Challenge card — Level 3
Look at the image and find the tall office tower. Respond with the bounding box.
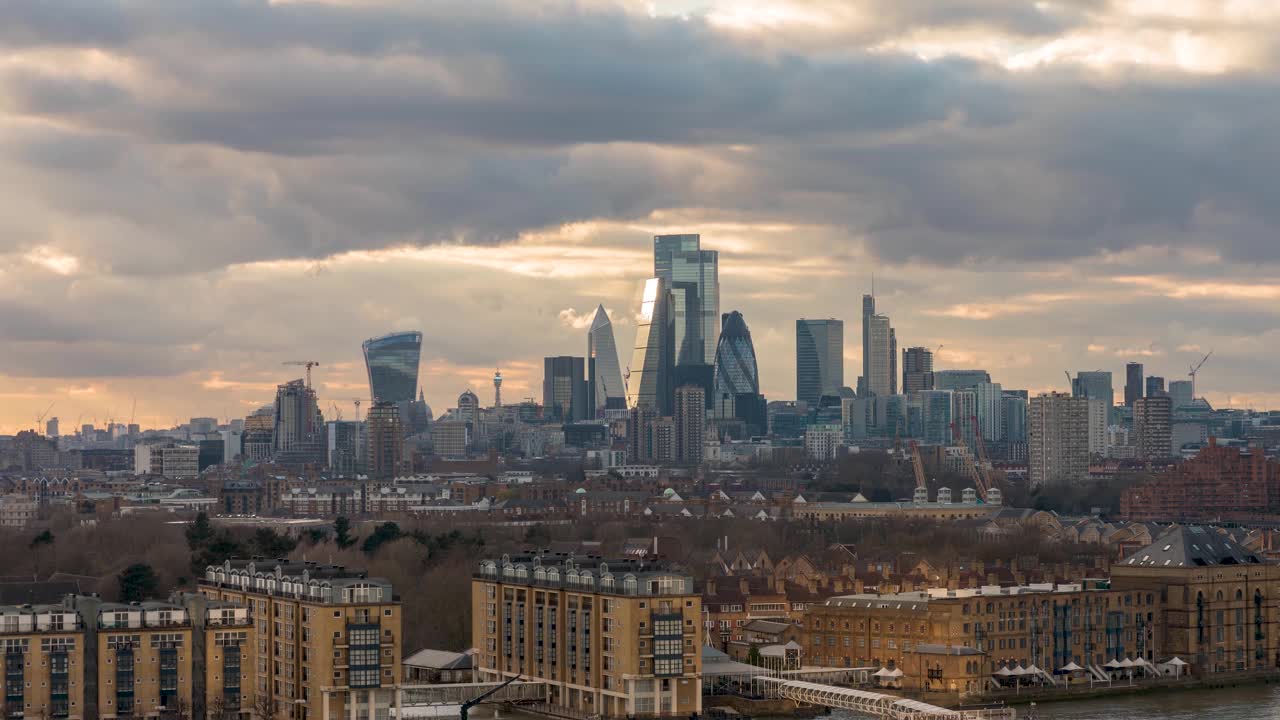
[493,369,503,408]
[365,401,404,479]
[273,379,323,456]
[889,328,898,396]
[328,419,365,476]
[628,278,676,415]
[674,384,706,464]
[1002,392,1028,443]
[587,305,626,416]
[918,390,954,445]
[1169,380,1194,409]
[1146,375,1166,398]
[457,390,480,427]
[975,381,1005,444]
[864,314,894,397]
[362,331,423,403]
[712,311,766,433]
[1070,370,1115,410]
[951,390,979,449]
[1087,398,1108,456]
[654,234,719,365]
[198,561,403,720]
[543,356,588,423]
[796,319,844,406]
[861,293,875,394]
[1134,395,1173,460]
[1125,362,1144,407]
[933,370,992,392]
[45,417,59,438]
[902,347,935,395]
[1028,392,1091,487]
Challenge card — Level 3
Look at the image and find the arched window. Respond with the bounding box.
[1236,589,1244,601]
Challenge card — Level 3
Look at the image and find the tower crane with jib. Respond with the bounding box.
[282,361,320,389]
[949,419,992,503]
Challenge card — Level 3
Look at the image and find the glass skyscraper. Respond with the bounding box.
[654,234,719,366]
[362,331,423,403]
[587,305,626,416]
[543,356,588,423]
[796,319,844,406]
[713,311,765,431]
[628,278,675,415]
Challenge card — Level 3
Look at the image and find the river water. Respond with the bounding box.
[825,683,1280,720]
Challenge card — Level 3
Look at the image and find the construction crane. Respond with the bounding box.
[1189,350,1213,399]
[283,361,321,388]
[971,415,996,502]
[329,403,343,422]
[1063,370,1073,391]
[909,440,927,490]
[949,420,992,502]
[35,401,55,428]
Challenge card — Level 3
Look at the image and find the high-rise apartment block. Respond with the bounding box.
[1133,395,1173,461]
[473,555,703,718]
[673,385,705,465]
[199,560,403,720]
[1028,392,1090,487]
[796,319,844,406]
[365,401,404,479]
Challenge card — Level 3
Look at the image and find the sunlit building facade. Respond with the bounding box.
[362,332,423,404]
[628,278,675,415]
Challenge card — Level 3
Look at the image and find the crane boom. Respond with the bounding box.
[909,440,927,491]
[283,361,321,388]
[1189,350,1214,399]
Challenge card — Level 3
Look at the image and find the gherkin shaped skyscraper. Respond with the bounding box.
[713,311,766,433]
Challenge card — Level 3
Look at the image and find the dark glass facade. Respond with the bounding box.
[362,331,423,404]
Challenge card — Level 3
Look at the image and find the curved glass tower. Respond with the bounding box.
[362,331,423,403]
[714,311,765,432]
[587,305,626,415]
[714,311,759,398]
[627,278,674,414]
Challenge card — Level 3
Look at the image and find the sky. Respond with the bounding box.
[2,0,1279,432]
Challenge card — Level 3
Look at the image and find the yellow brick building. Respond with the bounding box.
[198,559,403,720]
[88,600,195,719]
[473,554,703,718]
[0,603,85,719]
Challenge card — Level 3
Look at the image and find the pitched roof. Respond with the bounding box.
[1121,526,1263,568]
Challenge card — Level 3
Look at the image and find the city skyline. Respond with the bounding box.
[3,1,1280,430]
[0,233,1266,433]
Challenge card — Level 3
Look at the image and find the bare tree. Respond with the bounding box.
[253,694,278,720]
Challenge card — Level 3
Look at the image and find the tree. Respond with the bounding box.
[206,695,226,720]
[747,646,763,667]
[361,522,403,554]
[118,563,160,602]
[249,528,297,558]
[333,517,356,549]
[253,694,278,720]
[186,512,215,549]
[29,529,55,549]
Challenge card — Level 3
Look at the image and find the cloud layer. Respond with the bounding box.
[0,0,1278,428]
